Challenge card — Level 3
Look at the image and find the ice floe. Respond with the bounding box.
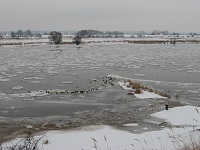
[0,79,10,82]
[123,123,138,127]
[47,71,59,74]
[12,86,23,90]
[134,74,145,77]
[62,81,73,84]
[30,91,48,97]
[31,81,41,83]
[24,77,32,80]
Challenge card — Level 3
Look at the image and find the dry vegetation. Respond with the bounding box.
[125,79,171,98]
[0,134,45,150]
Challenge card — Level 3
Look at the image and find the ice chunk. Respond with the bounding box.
[0,79,10,82]
[62,81,73,84]
[123,123,138,127]
[135,74,145,77]
[30,91,48,97]
[12,86,23,90]
[31,81,41,83]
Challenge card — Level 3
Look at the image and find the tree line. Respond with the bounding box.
[10,30,42,38]
[77,30,124,38]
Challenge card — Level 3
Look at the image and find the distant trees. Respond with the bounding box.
[36,33,42,38]
[151,30,169,35]
[77,30,124,38]
[78,30,104,38]
[8,30,41,38]
[10,31,16,38]
[49,31,62,44]
[25,30,32,37]
[16,30,23,37]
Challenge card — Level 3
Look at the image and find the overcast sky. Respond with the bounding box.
[0,0,199,32]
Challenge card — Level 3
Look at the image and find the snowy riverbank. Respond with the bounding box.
[2,105,200,150]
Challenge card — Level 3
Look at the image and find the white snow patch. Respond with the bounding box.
[4,106,200,150]
[118,81,132,90]
[135,90,165,99]
[3,125,200,150]
[151,105,200,126]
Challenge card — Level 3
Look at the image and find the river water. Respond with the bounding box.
[0,43,200,118]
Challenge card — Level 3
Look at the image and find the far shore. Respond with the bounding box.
[0,37,200,46]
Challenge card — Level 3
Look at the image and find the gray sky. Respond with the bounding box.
[0,0,200,32]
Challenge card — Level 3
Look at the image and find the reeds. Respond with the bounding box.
[125,79,171,98]
[0,134,45,150]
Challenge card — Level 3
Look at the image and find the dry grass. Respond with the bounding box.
[135,88,142,94]
[0,134,45,150]
[125,80,171,98]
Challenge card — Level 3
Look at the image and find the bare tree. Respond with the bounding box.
[49,31,62,44]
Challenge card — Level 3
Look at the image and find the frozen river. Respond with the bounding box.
[0,43,200,118]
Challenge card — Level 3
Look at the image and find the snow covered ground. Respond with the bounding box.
[151,105,200,126]
[3,105,200,150]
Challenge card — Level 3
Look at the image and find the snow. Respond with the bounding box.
[118,80,132,90]
[3,125,199,150]
[134,90,166,99]
[151,105,200,126]
[3,106,200,150]
[118,80,166,99]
